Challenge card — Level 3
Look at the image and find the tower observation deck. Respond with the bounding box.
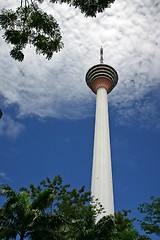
[86,48,118,93]
[85,47,118,221]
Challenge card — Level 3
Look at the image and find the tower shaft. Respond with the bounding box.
[91,87,114,221]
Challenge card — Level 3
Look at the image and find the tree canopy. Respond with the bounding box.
[138,196,160,237]
[0,176,94,239]
[0,0,115,61]
[0,175,156,240]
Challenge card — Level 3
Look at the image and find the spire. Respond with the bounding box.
[100,46,103,64]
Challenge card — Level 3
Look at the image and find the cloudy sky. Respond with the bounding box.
[0,0,160,235]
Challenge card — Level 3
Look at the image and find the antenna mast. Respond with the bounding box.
[100,46,104,64]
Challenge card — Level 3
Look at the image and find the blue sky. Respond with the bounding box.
[0,0,160,237]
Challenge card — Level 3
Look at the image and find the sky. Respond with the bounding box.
[0,0,160,236]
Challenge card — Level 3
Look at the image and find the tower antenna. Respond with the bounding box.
[100,46,104,64]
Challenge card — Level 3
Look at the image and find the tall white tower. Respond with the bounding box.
[85,47,118,221]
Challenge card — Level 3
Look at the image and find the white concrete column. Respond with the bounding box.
[91,87,114,222]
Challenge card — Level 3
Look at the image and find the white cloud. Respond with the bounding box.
[0,0,160,127]
[0,171,9,181]
[0,115,25,138]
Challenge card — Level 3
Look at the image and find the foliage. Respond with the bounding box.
[0,3,63,61]
[1,175,155,240]
[138,196,160,237]
[0,175,93,240]
[73,210,150,240]
[37,0,115,17]
[0,109,3,118]
[94,215,115,239]
[0,0,115,61]
[0,182,63,239]
[114,210,150,240]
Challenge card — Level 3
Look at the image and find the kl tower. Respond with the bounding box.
[85,47,118,221]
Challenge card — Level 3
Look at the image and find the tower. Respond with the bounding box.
[85,47,118,221]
